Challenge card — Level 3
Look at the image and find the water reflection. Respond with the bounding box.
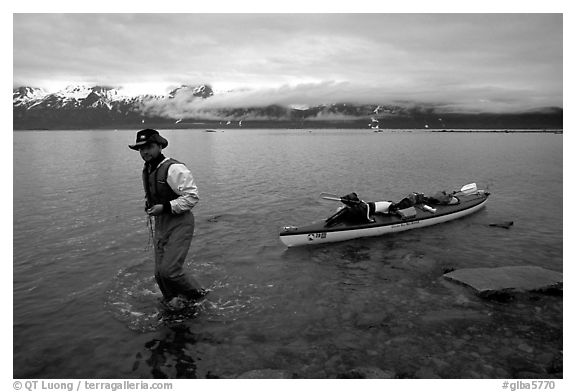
[136,326,199,378]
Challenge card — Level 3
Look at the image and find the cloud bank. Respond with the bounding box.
[13,13,563,115]
[140,80,558,122]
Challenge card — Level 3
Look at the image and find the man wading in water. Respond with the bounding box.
[129,129,207,309]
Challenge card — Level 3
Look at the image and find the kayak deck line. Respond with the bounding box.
[279,189,489,247]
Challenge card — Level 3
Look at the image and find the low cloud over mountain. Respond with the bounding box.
[13,83,563,130]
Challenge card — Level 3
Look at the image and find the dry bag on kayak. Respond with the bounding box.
[428,190,459,205]
[397,206,417,220]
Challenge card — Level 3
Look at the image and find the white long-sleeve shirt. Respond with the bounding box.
[164,159,199,214]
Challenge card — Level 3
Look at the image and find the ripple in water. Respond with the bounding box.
[105,265,167,332]
[105,263,267,332]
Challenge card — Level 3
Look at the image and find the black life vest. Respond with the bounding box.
[142,158,181,207]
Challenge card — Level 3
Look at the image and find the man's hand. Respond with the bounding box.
[146,204,164,216]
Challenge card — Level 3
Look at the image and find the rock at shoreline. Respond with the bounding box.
[444,266,562,295]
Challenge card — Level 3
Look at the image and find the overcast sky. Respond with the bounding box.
[13,13,563,113]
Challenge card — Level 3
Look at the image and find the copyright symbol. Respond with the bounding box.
[13,381,22,390]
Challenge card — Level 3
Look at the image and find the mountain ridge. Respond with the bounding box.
[13,84,563,130]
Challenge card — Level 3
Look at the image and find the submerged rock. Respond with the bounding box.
[421,309,490,324]
[338,366,396,378]
[443,266,562,295]
[388,253,439,273]
[414,367,441,379]
[546,353,563,375]
[489,221,514,229]
[236,369,293,379]
[355,313,386,329]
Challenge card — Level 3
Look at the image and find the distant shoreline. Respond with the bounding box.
[430,129,563,134]
[13,128,563,134]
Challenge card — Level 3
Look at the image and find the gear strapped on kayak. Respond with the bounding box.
[280,183,488,247]
[325,188,461,227]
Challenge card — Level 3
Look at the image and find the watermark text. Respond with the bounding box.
[13,380,173,392]
[502,380,556,391]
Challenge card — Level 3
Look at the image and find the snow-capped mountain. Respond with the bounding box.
[14,84,213,110]
[168,84,214,99]
[13,84,218,129]
[23,85,131,111]
[12,84,563,130]
[13,87,48,107]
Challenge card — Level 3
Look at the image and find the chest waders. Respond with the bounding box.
[143,159,202,301]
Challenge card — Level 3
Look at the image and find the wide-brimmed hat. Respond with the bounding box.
[129,129,168,150]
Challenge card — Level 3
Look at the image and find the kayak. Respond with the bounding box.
[279,183,489,247]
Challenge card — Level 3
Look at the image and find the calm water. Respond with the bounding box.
[13,129,562,379]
